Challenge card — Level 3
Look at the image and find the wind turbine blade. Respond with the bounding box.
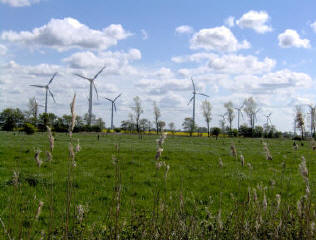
[113,102,117,112]
[191,77,196,92]
[187,96,194,105]
[30,85,45,88]
[104,97,113,102]
[73,73,91,81]
[114,93,122,102]
[94,66,106,79]
[48,89,56,103]
[93,82,99,100]
[197,93,209,97]
[240,111,244,120]
[48,72,57,85]
[268,118,272,125]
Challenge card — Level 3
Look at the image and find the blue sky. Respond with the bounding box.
[1,0,316,131]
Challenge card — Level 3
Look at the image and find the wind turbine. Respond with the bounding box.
[234,103,244,131]
[252,108,261,129]
[73,66,106,126]
[187,77,209,130]
[30,73,57,114]
[264,113,272,127]
[104,93,122,129]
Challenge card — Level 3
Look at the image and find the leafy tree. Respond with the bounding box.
[23,122,36,135]
[182,117,196,136]
[0,108,25,131]
[211,127,221,140]
[239,124,253,137]
[139,118,149,133]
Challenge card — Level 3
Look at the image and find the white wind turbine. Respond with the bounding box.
[30,72,57,114]
[73,66,106,126]
[104,93,122,129]
[187,77,209,130]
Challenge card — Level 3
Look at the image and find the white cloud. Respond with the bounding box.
[0,0,39,7]
[63,49,141,76]
[171,52,217,63]
[1,18,131,51]
[141,29,148,40]
[175,25,194,34]
[222,69,312,94]
[224,16,235,28]
[208,54,275,74]
[278,29,310,48]
[236,10,272,34]
[190,26,250,52]
[0,44,7,55]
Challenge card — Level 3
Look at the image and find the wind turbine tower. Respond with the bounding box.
[74,66,106,126]
[187,77,209,130]
[234,103,244,131]
[30,72,57,114]
[104,93,122,129]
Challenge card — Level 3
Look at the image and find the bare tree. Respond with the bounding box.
[201,99,212,137]
[131,96,143,134]
[26,97,39,122]
[153,101,161,135]
[308,104,316,136]
[224,101,235,131]
[243,97,259,129]
[295,105,305,139]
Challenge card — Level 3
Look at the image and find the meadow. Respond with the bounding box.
[0,131,315,239]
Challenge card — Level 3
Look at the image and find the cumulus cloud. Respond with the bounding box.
[175,25,194,34]
[171,52,217,63]
[1,18,131,51]
[190,26,250,52]
[278,29,310,48]
[224,16,235,28]
[208,54,275,74]
[0,0,39,7]
[222,69,312,94]
[236,10,272,34]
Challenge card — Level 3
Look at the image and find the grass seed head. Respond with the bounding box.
[36,201,44,220]
[75,139,81,153]
[34,148,42,167]
[231,144,237,159]
[46,126,54,152]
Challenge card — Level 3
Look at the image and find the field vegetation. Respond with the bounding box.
[0,129,315,239]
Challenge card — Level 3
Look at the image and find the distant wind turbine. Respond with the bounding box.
[187,77,209,130]
[74,66,106,126]
[264,113,272,127]
[104,93,122,129]
[234,103,244,131]
[30,72,57,114]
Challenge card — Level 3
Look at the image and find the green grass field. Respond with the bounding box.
[0,132,315,239]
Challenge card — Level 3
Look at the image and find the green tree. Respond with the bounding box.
[0,108,25,131]
[182,117,196,136]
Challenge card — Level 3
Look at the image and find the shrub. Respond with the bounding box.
[23,123,36,135]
